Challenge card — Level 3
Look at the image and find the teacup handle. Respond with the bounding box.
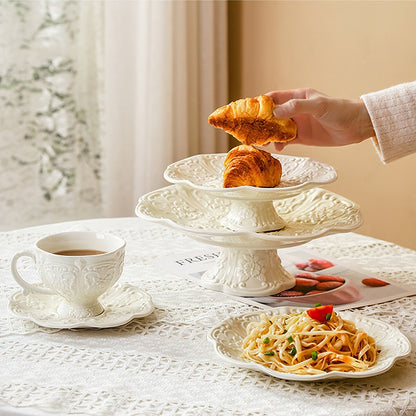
[11,250,54,295]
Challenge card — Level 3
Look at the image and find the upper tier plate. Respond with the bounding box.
[164,153,337,200]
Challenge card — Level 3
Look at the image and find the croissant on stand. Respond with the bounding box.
[223,145,282,188]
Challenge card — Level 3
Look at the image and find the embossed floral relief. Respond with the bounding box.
[0,0,103,229]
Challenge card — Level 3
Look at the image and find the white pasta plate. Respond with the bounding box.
[208,306,411,381]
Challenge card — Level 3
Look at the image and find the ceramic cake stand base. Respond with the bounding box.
[200,247,294,296]
[136,183,363,298]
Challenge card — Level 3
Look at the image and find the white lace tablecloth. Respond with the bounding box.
[1,217,416,416]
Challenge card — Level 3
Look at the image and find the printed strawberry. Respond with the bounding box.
[294,277,319,292]
[306,290,325,295]
[316,281,343,291]
[274,290,304,297]
[362,278,390,287]
[304,266,321,272]
[315,275,345,283]
[295,262,309,270]
[294,272,316,279]
[308,259,334,270]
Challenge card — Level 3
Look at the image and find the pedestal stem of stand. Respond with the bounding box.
[201,247,295,296]
[220,199,285,232]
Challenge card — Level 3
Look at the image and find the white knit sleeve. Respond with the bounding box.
[361,81,416,163]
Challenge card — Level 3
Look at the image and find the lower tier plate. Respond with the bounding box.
[136,185,362,250]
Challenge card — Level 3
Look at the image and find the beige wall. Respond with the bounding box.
[229,0,416,250]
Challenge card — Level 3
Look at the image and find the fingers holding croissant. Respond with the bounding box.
[208,94,297,146]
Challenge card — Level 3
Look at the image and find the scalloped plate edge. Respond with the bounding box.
[135,186,363,241]
[207,307,411,381]
[8,284,155,329]
[163,153,338,194]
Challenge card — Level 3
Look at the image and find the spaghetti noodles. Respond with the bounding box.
[241,306,378,375]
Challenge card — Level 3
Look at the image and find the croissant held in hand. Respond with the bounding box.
[208,94,297,146]
[223,145,282,188]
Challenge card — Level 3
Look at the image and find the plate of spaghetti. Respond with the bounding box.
[208,305,411,381]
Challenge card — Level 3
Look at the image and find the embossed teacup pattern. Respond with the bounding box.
[38,250,125,306]
[11,231,126,319]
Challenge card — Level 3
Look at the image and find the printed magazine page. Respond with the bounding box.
[159,246,416,310]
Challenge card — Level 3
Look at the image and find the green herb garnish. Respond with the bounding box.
[289,347,297,356]
[287,335,294,343]
[325,312,332,320]
[314,302,322,307]
[263,337,270,344]
[311,351,318,360]
[264,351,275,356]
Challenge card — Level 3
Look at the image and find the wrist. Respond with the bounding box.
[357,99,375,141]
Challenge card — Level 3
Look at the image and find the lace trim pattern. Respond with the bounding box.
[1,218,416,415]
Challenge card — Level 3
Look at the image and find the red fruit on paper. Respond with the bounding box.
[362,278,390,287]
[315,275,345,283]
[294,272,316,279]
[308,259,334,270]
[316,281,343,291]
[304,266,320,272]
[295,262,309,270]
[275,290,304,297]
[306,290,325,295]
[294,277,319,292]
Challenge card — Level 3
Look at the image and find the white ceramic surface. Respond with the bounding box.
[3,217,416,415]
[11,231,125,319]
[201,248,295,296]
[164,153,337,201]
[136,185,362,296]
[208,307,411,381]
[136,186,363,249]
[8,283,154,329]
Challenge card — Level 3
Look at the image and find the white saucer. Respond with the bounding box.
[8,283,155,329]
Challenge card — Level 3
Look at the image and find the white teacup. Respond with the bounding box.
[11,231,126,319]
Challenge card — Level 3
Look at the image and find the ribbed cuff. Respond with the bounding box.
[361,81,416,163]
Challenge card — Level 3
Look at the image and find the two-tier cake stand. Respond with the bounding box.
[136,153,362,297]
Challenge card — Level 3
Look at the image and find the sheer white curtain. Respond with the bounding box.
[0,0,104,230]
[0,0,228,229]
[102,0,229,217]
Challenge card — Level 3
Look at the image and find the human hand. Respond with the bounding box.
[265,88,375,151]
